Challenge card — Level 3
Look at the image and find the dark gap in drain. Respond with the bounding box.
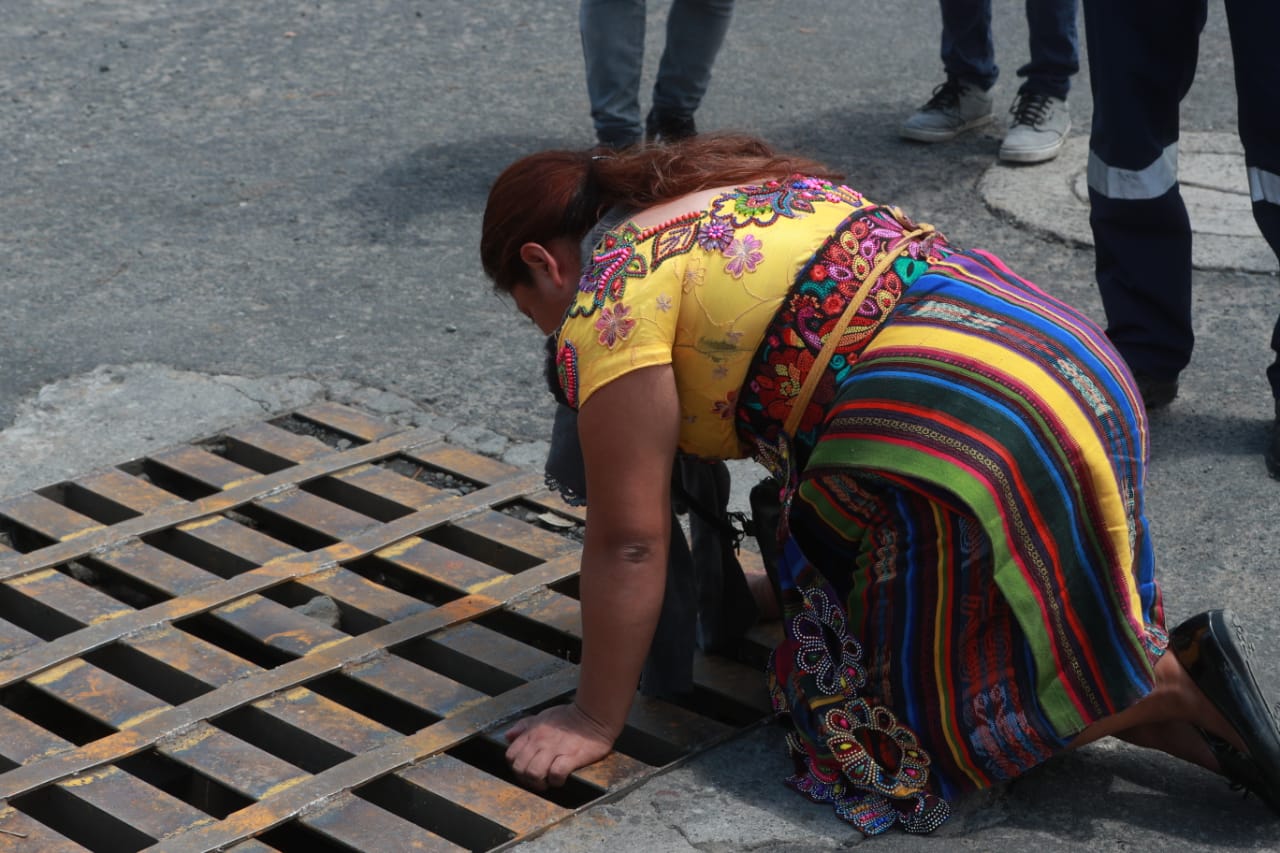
[38,481,141,525]
[381,456,479,495]
[390,636,523,697]
[549,575,580,600]
[141,528,261,579]
[355,773,514,852]
[212,435,296,475]
[0,683,115,745]
[450,736,600,808]
[175,614,296,670]
[117,749,252,819]
[496,500,584,544]
[0,584,81,640]
[10,785,154,853]
[299,476,417,523]
[211,705,351,774]
[271,413,364,450]
[474,610,581,665]
[230,503,342,553]
[83,643,213,705]
[124,459,222,501]
[260,582,381,635]
[258,820,354,853]
[57,557,171,609]
[0,518,56,554]
[344,556,464,607]
[661,683,768,730]
[420,526,539,574]
[723,633,774,673]
[306,673,440,735]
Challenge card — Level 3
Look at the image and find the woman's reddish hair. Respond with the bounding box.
[480,134,841,292]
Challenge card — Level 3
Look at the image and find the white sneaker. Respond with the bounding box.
[999,92,1070,164]
[900,79,994,142]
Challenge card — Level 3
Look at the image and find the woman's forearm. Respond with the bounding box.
[571,364,681,741]
[572,537,668,738]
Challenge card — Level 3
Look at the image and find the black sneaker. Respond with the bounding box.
[1133,372,1179,410]
[645,108,697,144]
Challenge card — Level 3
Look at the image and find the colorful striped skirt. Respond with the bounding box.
[741,246,1168,835]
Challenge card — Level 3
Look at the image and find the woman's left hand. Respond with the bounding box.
[503,702,616,790]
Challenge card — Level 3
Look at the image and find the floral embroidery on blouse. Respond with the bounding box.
[594,302,635,348]
[709,178,833,228]
[712,390,737,419]
[724,234,764,279]
[656,294,673,312]
[696,217,735,252]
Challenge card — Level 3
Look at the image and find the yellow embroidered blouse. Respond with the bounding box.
[554,179,871,460]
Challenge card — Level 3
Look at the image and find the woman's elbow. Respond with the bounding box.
[588,530,667,567]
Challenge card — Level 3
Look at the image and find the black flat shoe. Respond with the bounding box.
[1133,371,1179,411]
[1170,609,1280,814]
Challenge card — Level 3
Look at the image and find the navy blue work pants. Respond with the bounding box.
[1082,0,1280,397]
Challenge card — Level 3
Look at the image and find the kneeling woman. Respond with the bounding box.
[479,135,1279,835]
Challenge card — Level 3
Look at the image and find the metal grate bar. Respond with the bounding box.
[291,791,467,853]
[0,493,105,543]
[0,403,772,851]
[145,445,263,491]
[398,753,571,834]
[222,422,332,470]
[59,469,188,523]
[4,568,133,632]
[292,401,409,443]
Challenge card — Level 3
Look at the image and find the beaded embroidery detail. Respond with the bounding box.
[768,549,951,836]
[555,341,580,409]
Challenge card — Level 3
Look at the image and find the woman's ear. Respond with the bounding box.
[520,240,581,291]
[519,242,561,287]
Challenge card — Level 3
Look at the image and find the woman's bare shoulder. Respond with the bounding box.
[626,182,753,231]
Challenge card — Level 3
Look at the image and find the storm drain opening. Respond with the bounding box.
[0,401,776,852]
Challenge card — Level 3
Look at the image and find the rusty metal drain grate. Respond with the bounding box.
[0,402,778,852]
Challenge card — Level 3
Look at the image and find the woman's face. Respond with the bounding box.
[511,280,571,335]
[511,238,582,334]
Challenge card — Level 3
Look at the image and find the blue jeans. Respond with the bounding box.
[940,0,1079,99]
[580,0,735,147]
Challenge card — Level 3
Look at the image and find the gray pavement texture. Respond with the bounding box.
[2,0,1279,850]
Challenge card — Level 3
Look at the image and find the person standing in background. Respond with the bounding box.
[580,0,734,149]
[900,0,1077,164]
[1080,0,1280,477]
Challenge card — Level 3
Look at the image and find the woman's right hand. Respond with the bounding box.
[503,702,617,791]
